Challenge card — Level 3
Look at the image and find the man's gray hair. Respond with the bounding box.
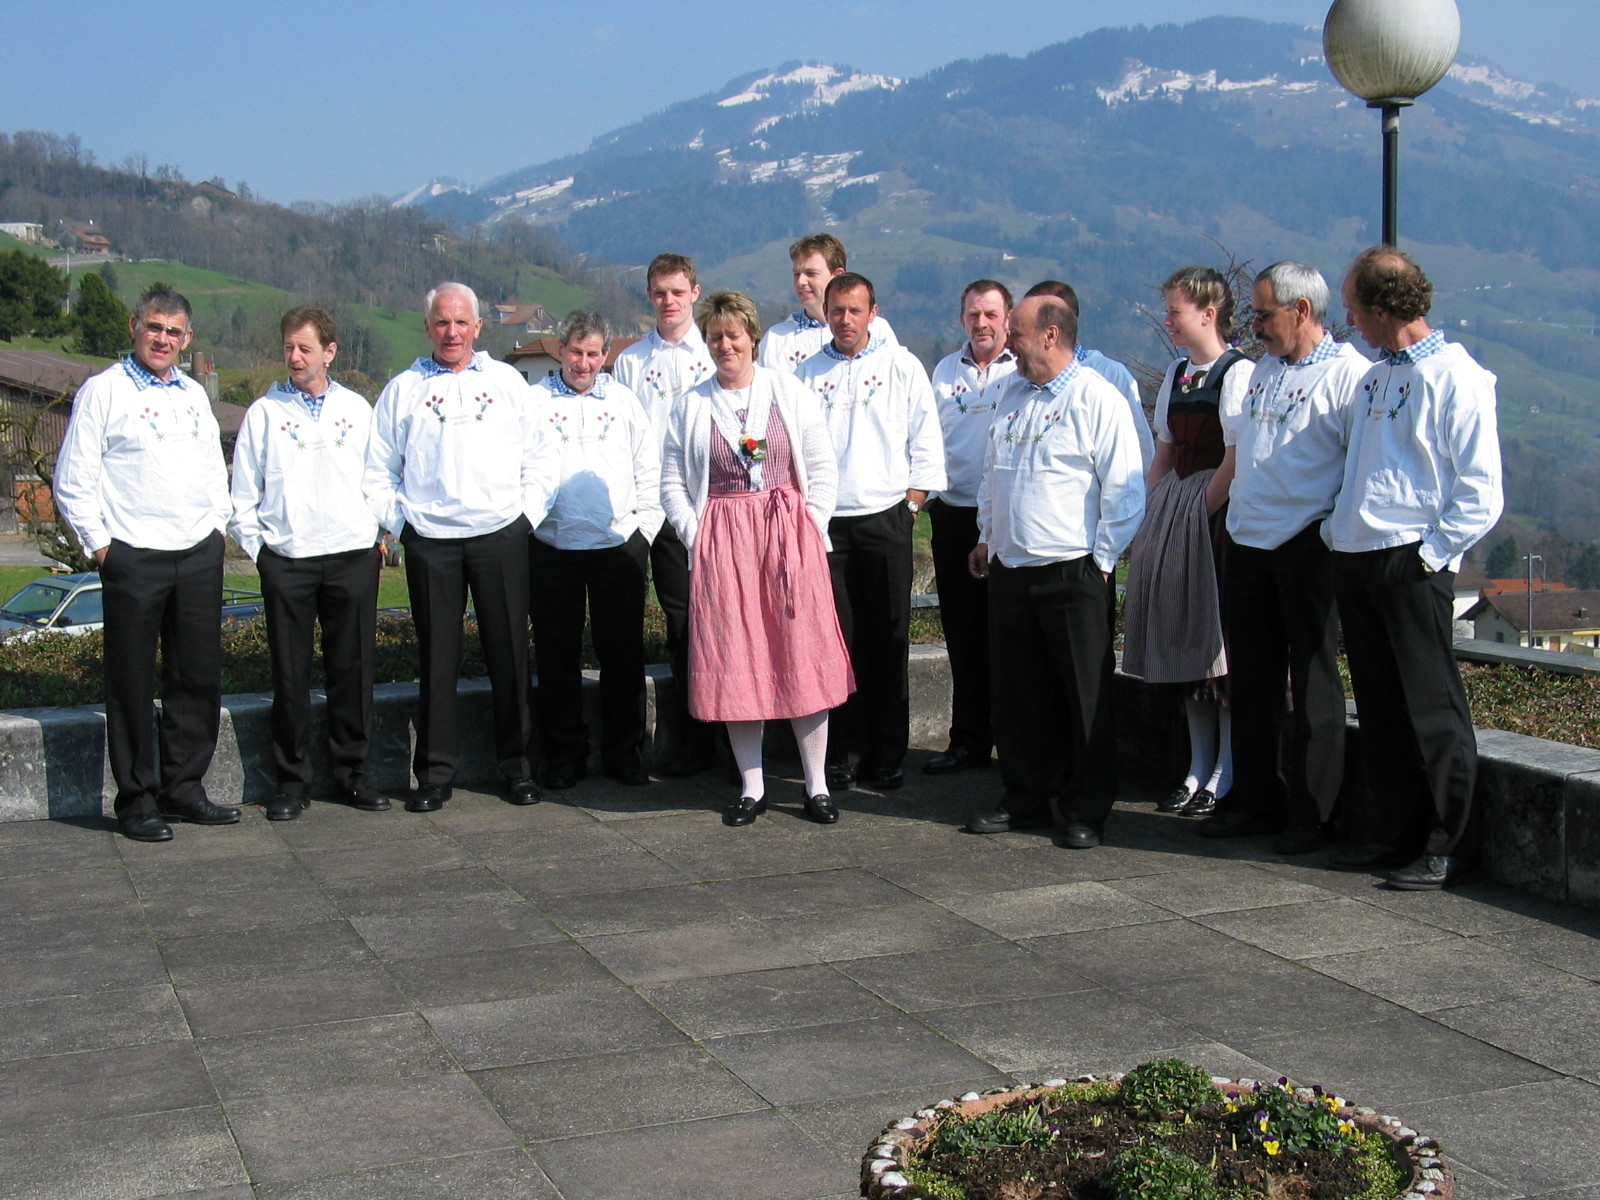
[1255,261,1329,326]
[423,281,480,318]
[133,287,193,325]
[557,309,610,346]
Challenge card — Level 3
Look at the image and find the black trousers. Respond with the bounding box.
[988,555,1119,829]
[827,501,914,773]
[650,524,714,756]
[401,516,533,785]
[1334,543,1476,857]
[1223,524,1345,827]
[257,544,380,799]
[529,532,648,774]
[99,531,224,818]
[927,498,991,757]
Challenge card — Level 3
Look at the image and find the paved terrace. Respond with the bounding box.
[3,760,1600,1200]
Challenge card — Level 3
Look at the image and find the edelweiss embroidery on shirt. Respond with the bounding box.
[471,392,494,421]
[140,406,163,440]
[812,380,840,410]
[548,412,571,443]
[640,367,671,404]
[280,420,306,448]
[333,418,353,447]
[1364,376,1412,421]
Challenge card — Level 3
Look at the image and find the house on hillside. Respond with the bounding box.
[504,337,640,386]
[57,221,110,255]
[0,223,44,245]
[493,303,556,334]
[1465,587,1600,655]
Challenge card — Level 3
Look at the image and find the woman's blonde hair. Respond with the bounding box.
[697,290,763,343]
[1162,265,1235,340]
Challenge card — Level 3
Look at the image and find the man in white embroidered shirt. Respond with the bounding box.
[795,272,944,791]
[964,294,1145,849]
[758,233,896,374]
[54,287,237,842]
[925,279,1017,777]
[1326,247,1502,890]
[230,307,388,822]
[529,311,664,789]
[1200,263,1370,851]
[364,283,553,814]
[610,253,716,775]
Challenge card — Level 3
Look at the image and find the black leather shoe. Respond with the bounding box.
[406,784,450,813]
[159,797,241,825]
[1178,789,1216,817]
[824,762,854,790]
[923,747,991,776]
[1271,823,1331,856]
[605,763,650,786]
[1328,842,1411,872]
[858,767,904,791]
[545,763,585,790]
[1158,785,1193,814]
[263,793,304,821]
[1385,854,1460,891]
[1053,822,1102,850]
[339,784,391,812]
[1197,810,1284,839]
[966,806,1050,834]
[118,812,173,842]
[508,777,543,806]
[723,795,767,826]
[804,794,839,824]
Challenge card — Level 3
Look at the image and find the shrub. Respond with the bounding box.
[1119,1058,1223,1119]
[1098,1142,1219,1200]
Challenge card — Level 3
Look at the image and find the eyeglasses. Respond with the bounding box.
[139,321,189,339]
[1250,307,1289,325]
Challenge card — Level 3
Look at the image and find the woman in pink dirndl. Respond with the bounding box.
[661,290,854,826]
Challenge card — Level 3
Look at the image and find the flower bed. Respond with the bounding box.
[861,1059,1452,1200]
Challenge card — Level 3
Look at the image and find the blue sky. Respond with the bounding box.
[4,1,1595,206]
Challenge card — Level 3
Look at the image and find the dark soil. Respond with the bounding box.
[919,1096,1375,1200]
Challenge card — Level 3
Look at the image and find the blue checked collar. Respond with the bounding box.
[964,346,1015,368]
[413,350,487,378]
[548,370,608,399]
[271,379,330,420]
[1379,330,1445,366]
[820,335,882,362]
[1026,358,1082,397]
[791,310,827,331]
[120,354,188,391]
[1072,344,1089,364]
[1284,334,1343,368]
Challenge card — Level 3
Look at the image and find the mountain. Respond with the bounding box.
[401,17,1600,543]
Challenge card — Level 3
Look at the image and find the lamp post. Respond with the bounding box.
[1323,0,1461,247]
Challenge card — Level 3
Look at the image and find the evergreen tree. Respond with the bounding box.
[1573,545,1600,590]
[71,272,130,357]
[1484,535,1519,578]
[0,250,69,341]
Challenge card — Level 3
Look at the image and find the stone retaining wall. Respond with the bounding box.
[1,644,1597,908]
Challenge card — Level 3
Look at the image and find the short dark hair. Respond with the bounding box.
[1347,246,1433,322]
[825,271,876,309]
[790,233,847,272]
[133,287,192,325]
[961,279,1014,311]
[646,253,697,289]
[1024,279,1080,320]
[279,305,336,346]
[1030,295,1078,349]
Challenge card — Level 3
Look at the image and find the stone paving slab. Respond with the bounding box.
[1,757,1599,1196]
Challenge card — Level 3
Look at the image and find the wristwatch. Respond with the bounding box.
[906,500,921,514]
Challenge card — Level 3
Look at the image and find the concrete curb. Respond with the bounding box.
[1,644,1598,907]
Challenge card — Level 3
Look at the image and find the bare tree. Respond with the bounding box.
[0,392,94,572]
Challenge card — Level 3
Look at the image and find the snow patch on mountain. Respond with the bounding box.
[1449,63,1539,102]
[717,64,901,110]
[1097,63,1323,105]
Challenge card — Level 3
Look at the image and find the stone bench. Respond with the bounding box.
[0,644,1596,908]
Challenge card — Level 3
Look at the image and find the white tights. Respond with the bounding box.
[726,711,831,800]
[1181,698,1233,798]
